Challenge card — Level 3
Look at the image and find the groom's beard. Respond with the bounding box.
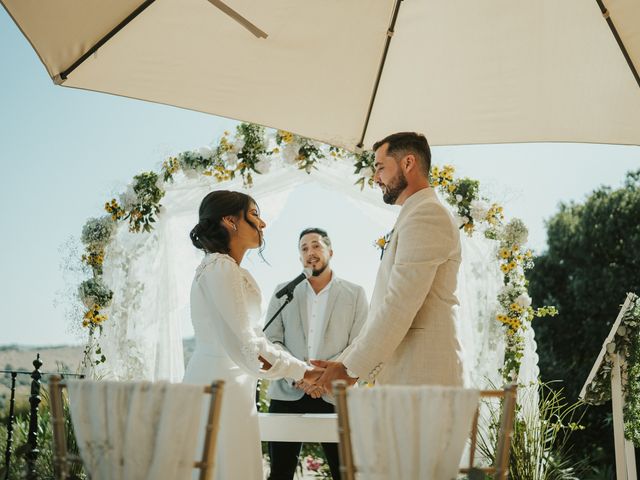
[381,170,408,205]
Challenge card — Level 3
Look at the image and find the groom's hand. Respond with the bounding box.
[310,360,357,393]
[302,365,324,383]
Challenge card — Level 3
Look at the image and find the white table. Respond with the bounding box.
[258,413,338,443]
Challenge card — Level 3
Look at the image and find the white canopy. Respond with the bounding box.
[3,0,639,149]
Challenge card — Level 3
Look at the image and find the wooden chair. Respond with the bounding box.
[49,376,225,480]
[459,384,517,480]
[334,382,517,480]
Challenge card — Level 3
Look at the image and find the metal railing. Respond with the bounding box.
[1,354,84,480]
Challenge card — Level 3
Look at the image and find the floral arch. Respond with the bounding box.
[75,123,556,386]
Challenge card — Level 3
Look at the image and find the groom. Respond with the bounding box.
[312,132,464,389]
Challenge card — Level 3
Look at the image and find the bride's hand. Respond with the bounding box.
[259,356,272,370]
[295,380,324,399]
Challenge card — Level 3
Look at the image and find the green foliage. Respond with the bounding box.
[0,388,85,479]
[77,278,113,308]
[477,383,586,480]
[126,172,164,233]
[623,300,640,445]
[352,151,375,189]
[528,169,640,471]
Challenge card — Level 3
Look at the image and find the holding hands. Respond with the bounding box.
[296,360,358,398]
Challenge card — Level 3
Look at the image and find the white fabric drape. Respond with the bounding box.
[66,380,205,480]
[99,171,298,381]
[346,385,480,479]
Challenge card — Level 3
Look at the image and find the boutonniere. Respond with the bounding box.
[374,229,394,260]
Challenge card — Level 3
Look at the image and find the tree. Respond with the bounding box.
[528,169,640,473]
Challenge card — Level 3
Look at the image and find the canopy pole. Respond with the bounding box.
[53,0,157,84]
[356,0,404,150]
[595,0,640,90]
[207,0,268,39]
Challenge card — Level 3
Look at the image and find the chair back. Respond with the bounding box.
[49,376,224,480]
[334,382,484,480]
[459,384,518,480]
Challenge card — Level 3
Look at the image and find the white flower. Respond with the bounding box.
[470,199,490,222]
[617,325,627,337]
[198,146,213,159]
[222,152,238,169]
[455,215,470,228]
[282,144,298,164]
[501,218,529,246]
[183,167,199,179]
[606,342,616,354]
[233,138,245,152]
[119,185,138,209]
[455,194,463,203]
[254,156,271,174]
[515,293,532,308]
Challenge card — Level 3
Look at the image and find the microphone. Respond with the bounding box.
[275,268,313,299]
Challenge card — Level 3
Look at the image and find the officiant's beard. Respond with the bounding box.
[382,171,408,205]
[311,262,329,276]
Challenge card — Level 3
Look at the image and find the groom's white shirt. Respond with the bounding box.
[341,187,464,386]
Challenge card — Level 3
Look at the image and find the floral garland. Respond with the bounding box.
[582,293,640,446]
[76,122,556,381]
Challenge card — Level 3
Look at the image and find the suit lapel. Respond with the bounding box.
[297,281,309,344]
[319,278,342,344]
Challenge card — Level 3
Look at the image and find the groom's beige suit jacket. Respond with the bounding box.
[342,187,464,386]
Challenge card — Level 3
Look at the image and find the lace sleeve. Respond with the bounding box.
[195,255,308,381]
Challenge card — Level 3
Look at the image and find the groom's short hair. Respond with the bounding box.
[299,227,332,248]
[373,132,431,177]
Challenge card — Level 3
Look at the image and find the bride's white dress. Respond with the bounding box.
[183,253,308,480]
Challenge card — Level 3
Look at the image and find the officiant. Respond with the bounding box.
[264,227,367,480]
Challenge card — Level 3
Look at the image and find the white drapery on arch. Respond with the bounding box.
[97,160,540,389]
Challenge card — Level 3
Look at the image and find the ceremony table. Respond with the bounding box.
[258,413,338,443]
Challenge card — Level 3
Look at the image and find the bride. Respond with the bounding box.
[183,190,321,479]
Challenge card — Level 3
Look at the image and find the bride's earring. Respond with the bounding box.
[232,224,237,231]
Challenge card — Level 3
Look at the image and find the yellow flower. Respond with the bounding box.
[516,254,524,262]
[272,147,280,154]
[499,248,510,259]
[500,263,510,273]
[447,184,456,193]
[223,130,230,136]
[508,261,517,270]
[510,303,520,312]
[463,223,474,234]
[376,237,387,248]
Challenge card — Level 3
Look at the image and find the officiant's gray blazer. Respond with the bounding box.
[264,277,367,403]
[341,187,464,386]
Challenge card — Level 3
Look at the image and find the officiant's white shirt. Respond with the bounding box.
[306,277,334,360]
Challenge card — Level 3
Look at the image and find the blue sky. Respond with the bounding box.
[1,9,639,346]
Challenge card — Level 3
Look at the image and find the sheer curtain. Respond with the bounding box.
[97,159,540,387]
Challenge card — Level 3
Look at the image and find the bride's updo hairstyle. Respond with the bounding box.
[190,190,259,254]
